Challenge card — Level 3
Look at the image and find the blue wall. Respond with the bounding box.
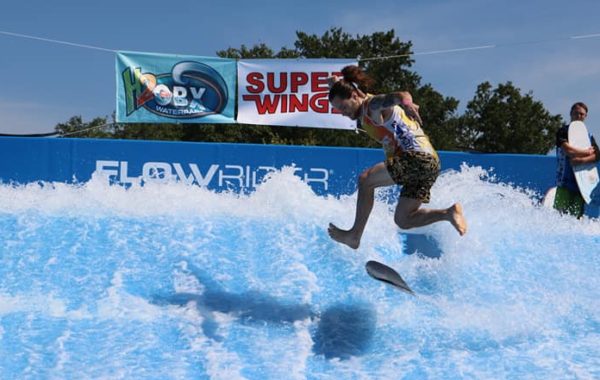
[0,136,596,216]
[0,136,553,193]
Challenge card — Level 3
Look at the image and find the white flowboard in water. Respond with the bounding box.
[568,121,599,204]
[365,260,415,295]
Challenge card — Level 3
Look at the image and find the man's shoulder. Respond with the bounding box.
[558,124,569,132]
[556,124,569,137]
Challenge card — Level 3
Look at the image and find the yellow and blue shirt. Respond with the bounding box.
[359,96,438,161]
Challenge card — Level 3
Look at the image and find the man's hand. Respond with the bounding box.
[403,102,423,125]
[570,147,597,164]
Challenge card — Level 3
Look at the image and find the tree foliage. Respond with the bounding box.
[458,82,562,154]
[55,28,563,154]
[55,116,113,139]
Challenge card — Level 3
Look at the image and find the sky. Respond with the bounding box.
[1,0,600,141]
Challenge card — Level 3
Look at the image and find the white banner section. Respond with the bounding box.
[237,59,357,130]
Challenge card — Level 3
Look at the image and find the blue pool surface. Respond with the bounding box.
[0,166,599,379]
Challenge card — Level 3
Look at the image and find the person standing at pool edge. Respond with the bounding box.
[554,102,600,218]
[327,65,467,249]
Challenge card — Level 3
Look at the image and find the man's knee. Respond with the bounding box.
[394,213,414,230]
[357,169,373,189]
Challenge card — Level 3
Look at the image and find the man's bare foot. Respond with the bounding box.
[449,203,467,236]
[327,223,360,249]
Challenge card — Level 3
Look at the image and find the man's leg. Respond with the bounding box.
[328,162,395,249]
[394,197,467,235]
[553,186,585,218]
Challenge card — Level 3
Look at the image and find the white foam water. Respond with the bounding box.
[0,165,598,379]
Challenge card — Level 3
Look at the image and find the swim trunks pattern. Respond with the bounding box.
[385,151,440,203]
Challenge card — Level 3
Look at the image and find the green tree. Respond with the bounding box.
[289,28,461,150]
[292,28,419,93]
[217,43,299,59]
[415,84,461,151]
[112,123,186,141]
[458,82,562,153]
[55,115,113,138]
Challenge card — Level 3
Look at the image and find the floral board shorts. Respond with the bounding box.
[385,151,440,203]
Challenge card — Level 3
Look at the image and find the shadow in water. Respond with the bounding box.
[312,303,377,360]
[403,234,443,259]
[151,262,315,341]
[153,261,377,360]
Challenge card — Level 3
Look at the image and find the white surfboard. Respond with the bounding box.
[568,121,599,204]
[365,260,415,295]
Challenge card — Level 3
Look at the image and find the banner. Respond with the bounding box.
[237,59,357,130]
[116,51,236,124]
